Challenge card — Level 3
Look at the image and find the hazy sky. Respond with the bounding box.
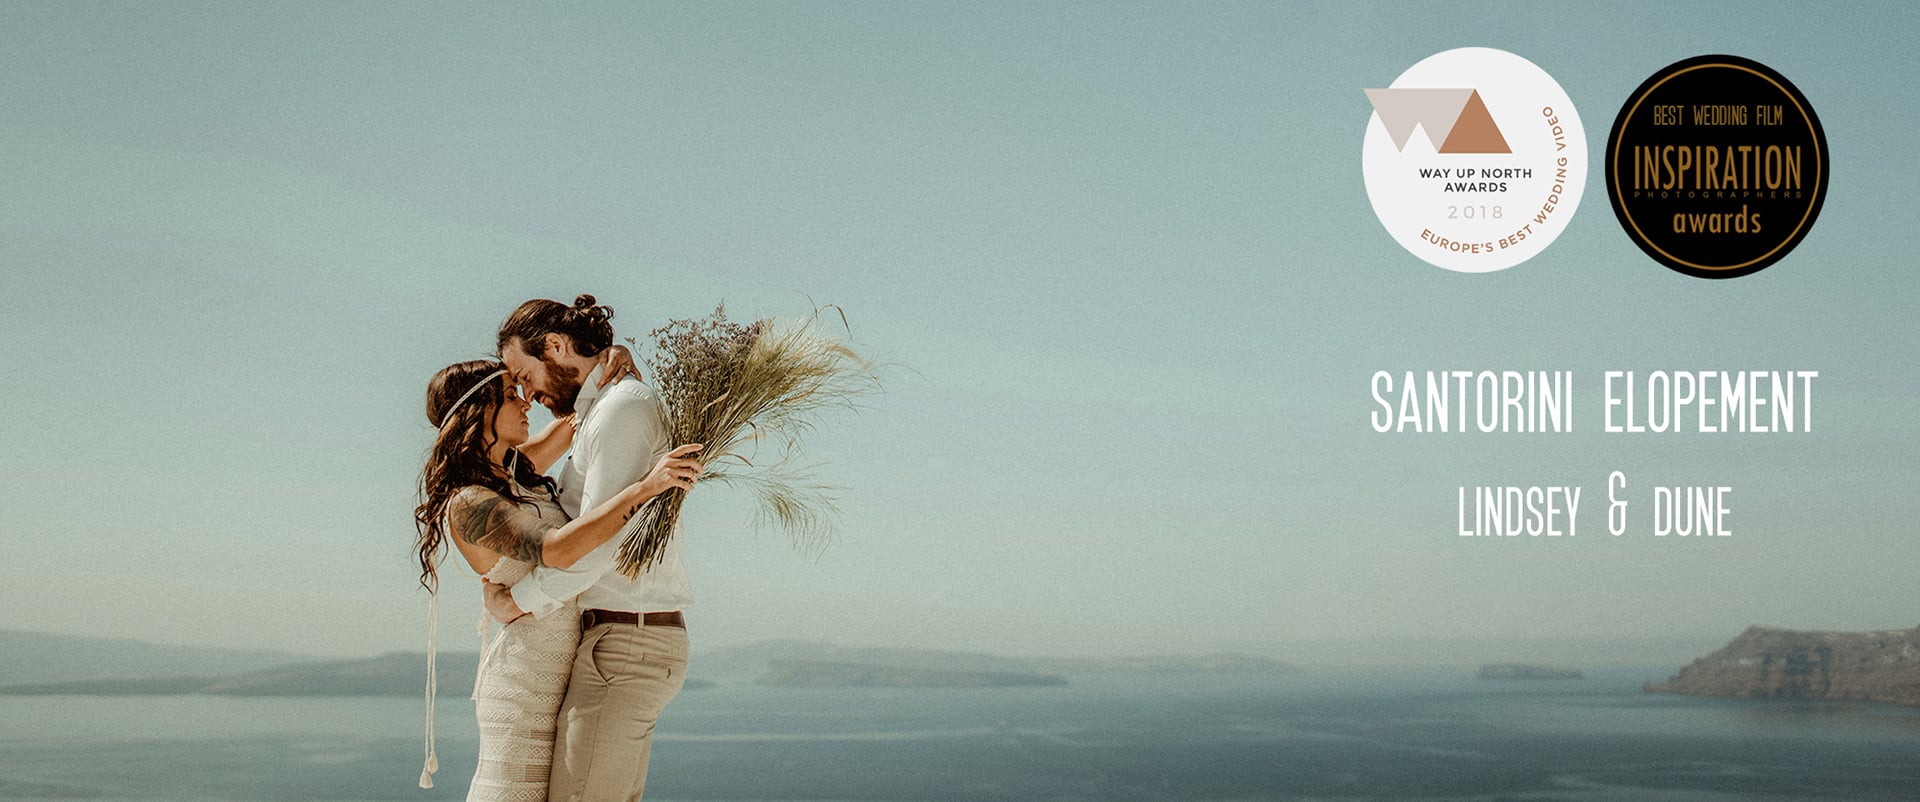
[2,2,1914,663]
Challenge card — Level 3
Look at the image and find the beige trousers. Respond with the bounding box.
[547,621,689,802]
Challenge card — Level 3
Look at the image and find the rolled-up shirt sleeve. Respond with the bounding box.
[510,386,668,617]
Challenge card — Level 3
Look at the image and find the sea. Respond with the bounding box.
[3,666,1919,800]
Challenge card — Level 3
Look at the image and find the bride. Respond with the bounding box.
[412,351,701,799]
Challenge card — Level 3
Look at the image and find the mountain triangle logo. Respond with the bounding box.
[1364,88,1512,154]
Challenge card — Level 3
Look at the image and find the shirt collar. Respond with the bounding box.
[573,364,607,420]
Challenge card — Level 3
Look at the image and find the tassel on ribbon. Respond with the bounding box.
[420,584,440,789]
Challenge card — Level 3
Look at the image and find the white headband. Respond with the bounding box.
[439,369,507,428]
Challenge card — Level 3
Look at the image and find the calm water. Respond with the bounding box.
[3,667,1919,800]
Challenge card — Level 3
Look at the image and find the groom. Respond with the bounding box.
[482,295,693,801]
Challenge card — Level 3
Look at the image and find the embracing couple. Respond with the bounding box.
[413,294,706,801]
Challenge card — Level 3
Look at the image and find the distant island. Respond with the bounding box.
[1645,624,1920,707]
[0,652,713,697]
[693,640,1296,686]
[1026,652,1296,675]
[0,629,308,687]
[735,647,1296,688]
[1475,663,1582,680]
[0,635,1297,696]
[760,660,1067,688]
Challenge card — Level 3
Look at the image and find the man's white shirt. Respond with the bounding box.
[510,365,693,617]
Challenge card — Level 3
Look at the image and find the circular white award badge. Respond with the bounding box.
[1362,47,1587,272]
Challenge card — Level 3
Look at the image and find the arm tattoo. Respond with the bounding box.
[449,487,552,564]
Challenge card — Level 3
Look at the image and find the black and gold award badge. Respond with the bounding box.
[1605,55,1828,279]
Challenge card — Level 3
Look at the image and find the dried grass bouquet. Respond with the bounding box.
[613,305,879,578]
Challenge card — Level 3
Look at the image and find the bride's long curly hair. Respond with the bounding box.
[413,360,559,592]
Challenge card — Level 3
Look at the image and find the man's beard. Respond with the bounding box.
[540,356,585,416]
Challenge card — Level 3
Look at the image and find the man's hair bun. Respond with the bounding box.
[573,294,613,325]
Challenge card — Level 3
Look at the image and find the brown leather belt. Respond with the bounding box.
[581,609,684,631]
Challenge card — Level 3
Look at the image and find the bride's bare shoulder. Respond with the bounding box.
[445,485,546,566]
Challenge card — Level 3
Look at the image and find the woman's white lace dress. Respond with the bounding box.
[467,492,580,802]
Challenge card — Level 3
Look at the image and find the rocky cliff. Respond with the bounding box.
[1645,625,1920,706]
